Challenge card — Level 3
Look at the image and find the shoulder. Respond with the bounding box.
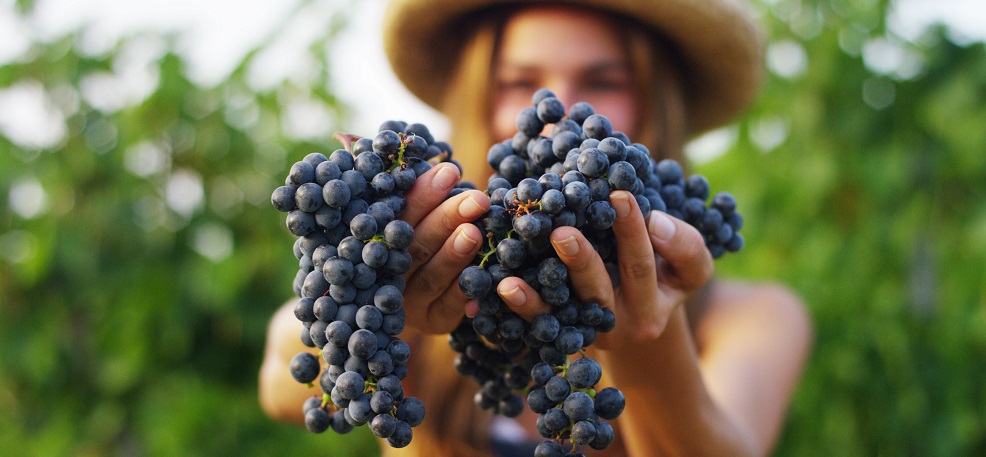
[693,280,812,360]
[690,280,812,453]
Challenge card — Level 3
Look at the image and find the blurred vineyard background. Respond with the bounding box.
[1,0,984,455]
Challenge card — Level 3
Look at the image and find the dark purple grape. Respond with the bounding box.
[372,130,401,155]
[582,114,613,139]
[531,88,556,106]
[496,238,526,269]
[387,420,413,448]
[305,407,331,433]
[555,326,584,354]
[328,148,354,171]
[404,122,434,145]
[271,186,296,212]
[572,420,597,445]
[370,412,397,439]
[322,179,351,208]
[536,96,565,124]
[566,357,602,389]
[562,391,594,422]
[608,161,636,190]
[585,200,616,230]
[530,314,561,343]
[594,387,625,420]
[458,265,493,299]
[383,220,414,250]
[395,397,425,427]
[568,101,595,125]
[534,440,565,457]
[289,160,316,185]
[543,407,569,432]
[576,148,609,178]
[516,107,545,137]
[562,181,591,211]
[374,285,404,314]
[290,352,320,383]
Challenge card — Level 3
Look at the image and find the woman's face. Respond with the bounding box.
[492,6,638,142]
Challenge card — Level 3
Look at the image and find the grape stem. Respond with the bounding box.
[369,234,390,248]
[387,133,417,172]
[478,234,497,268]
[507,197,541,216]
[331,131,362,154]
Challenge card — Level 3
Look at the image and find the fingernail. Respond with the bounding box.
[552,236,579,257]
[610,192,631,218]
[464,300,479,318]
[649,211,676,242]
[458,194,485,218]
[432,164,458,191]
[453,229,478,255]
[501,286,526,307]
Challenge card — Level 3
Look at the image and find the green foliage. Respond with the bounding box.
[0,3,378,456]
[1,1,984,456]
[697,1,986,455]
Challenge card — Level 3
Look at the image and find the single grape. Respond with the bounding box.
[458,265,493,299]
[562,391,594,422]
[571,420,597,445]
[536,96,566,124]
[395,397,426,427]
[582,114,613,139]
[567,357,602,389]
[271,186,297,212]
[305,407,331,433]
[289,352,320,384]
[387,421,413,448]
[289,161,316,185]
[594,387,626,420]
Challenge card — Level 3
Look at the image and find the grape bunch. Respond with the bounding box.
[271,121,459,447]
[452,88,744,455]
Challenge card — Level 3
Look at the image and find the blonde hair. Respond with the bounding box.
[440,11,509,185]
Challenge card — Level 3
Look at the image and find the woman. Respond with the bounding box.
[260,0,812,456]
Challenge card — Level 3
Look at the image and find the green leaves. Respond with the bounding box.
[699,1,986,455]
[0,2,370,456]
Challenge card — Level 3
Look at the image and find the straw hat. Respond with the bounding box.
[382,0,765,135]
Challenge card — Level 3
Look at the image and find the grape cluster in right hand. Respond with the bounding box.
[448,88,744,455]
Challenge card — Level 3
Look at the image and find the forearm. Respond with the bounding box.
[258,301,321,425]
[597,307,760,457]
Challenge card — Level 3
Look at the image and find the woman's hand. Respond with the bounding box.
[398,162,491,334]
[476,189,713,350]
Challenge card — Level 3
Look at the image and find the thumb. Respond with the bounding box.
[647,211,714,292]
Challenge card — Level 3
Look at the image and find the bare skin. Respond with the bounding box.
[260,5,812,457]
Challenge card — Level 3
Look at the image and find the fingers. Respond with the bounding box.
[647,210,714,292]
[549,227,615,308]
[497,276,551,321]
[405,189,490,278]
[400,162,462,226]
[496,227,612,321]
[608,191,664,339]
[403,222,485,333]
[391,163,489,334]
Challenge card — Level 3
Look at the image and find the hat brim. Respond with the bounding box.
[383,0,764,135]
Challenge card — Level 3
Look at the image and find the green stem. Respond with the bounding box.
[387,133,411,171]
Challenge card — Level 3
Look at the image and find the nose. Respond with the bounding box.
[536,82,578,137]
[549,83,577,112]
